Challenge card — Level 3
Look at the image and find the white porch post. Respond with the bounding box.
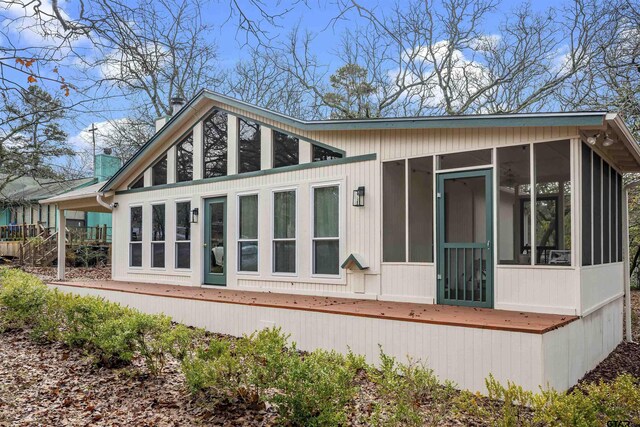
[623,183,637,342]
[57,208,66,280]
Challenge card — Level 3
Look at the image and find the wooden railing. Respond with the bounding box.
[21,231,58,267]
[0,223,45,241]
[67,225,111,244]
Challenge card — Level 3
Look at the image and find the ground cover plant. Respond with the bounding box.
[1,267,640,426]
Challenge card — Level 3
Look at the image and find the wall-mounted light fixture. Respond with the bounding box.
[352,186,365,207]
[191,207,199,223]
[602,133,616,147]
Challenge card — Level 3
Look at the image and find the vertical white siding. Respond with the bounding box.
[495,266,579,315]
[52,283,548,393]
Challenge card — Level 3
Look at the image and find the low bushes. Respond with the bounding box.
[182,328,359,425]
[2,268,640,426]
[0,268,193,373]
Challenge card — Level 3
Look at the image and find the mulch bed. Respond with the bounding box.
[0,329,278,426]
[21,267,112,283]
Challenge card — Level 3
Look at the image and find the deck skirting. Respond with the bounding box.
[48,283,621,393]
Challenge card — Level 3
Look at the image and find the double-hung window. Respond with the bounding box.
[151,204,165,268]
[238,194,259,272]
[175,201,191,269]
[312,185,340,275]
[129,206,143,267]
[273,190,296,273]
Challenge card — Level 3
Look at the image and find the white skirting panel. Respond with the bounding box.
[52,284,555,393]
[379,264,436,303]
[541,297,623,391]
[580,263,624,316]
[495,266,579,315]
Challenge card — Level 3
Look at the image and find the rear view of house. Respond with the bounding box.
[44,91,640,393]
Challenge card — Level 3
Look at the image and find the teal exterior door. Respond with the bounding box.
[437,169,493,308]
[203,197,227,286]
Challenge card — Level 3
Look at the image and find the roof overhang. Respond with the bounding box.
[40,182,113,213]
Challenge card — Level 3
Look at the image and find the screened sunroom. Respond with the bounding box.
[381,125,634,316]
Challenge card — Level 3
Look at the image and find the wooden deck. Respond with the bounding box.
[49,280,578,334]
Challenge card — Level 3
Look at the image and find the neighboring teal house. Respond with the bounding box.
[0,150,121,233]
[85,151,122,232]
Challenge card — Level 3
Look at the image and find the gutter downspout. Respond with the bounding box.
[96,192,114,211]
[623,181,639,343]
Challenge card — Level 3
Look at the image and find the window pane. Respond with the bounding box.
[203,110,228,178]
[497,145,530,265]
[383,161,406,261]
[274,191,295,239]
[581,144,592,266]
[314,186,339,238]
[129,176,144,189]
[603,163,611,263]
[130,206,142,241]
[152,242,165,268]
[273,131,299,168]
[176,242,190,269]
[238,119,261,173]
[408,156,433,262]
[535,140,571,265]
[176,133,193,182]
[152,204,165,241]
[438,149,491,170]
[314,240,339,275]
[176,202,191,241]
[593,153,602,264]
[152,155,167,186]
[239,195,258,239]
[239,241,258,272]
[130,243,142,267]
[312,145,343,162]
[274,241,296,273]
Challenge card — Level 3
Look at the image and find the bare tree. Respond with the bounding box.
[276,0,613,117]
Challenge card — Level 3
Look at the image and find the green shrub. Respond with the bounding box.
[485,374,534,426]
[61,293,177,371]
[272,349,357,426]
[368,349,452,427]
[0,269,52,335]
[182,327,291,406]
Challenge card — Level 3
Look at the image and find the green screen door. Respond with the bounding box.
[203,197,226,285]
[437,169,493,308]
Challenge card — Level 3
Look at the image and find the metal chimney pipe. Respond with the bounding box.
[170,97,186,115]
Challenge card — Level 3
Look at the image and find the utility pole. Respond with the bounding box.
[88,123,98,174]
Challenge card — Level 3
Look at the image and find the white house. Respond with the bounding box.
[43,91,640,393]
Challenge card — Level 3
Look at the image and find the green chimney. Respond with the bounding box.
[94,149,121,182]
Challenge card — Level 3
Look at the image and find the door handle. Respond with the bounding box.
[487,240,491,249]
[203,243,208,248]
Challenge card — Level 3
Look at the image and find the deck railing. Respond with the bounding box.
[0,223,45,241]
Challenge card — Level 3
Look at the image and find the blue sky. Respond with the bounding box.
[2,0,562,173]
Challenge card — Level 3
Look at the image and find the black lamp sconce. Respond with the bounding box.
[352,186,365,207]
[191,208,199,223]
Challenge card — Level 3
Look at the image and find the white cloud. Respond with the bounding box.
[67,119,126,153]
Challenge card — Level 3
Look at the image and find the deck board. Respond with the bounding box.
[49,280,578,334]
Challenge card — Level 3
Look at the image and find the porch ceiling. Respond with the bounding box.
[39,182,112,213]
[49,280,578,334]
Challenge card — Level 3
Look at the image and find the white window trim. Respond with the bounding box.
[272,187,298,276]
[174,200,192,271]
[311,182,342,279]
[237,192,260,275]
[128,204,143,269]
[150,202,166,270]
